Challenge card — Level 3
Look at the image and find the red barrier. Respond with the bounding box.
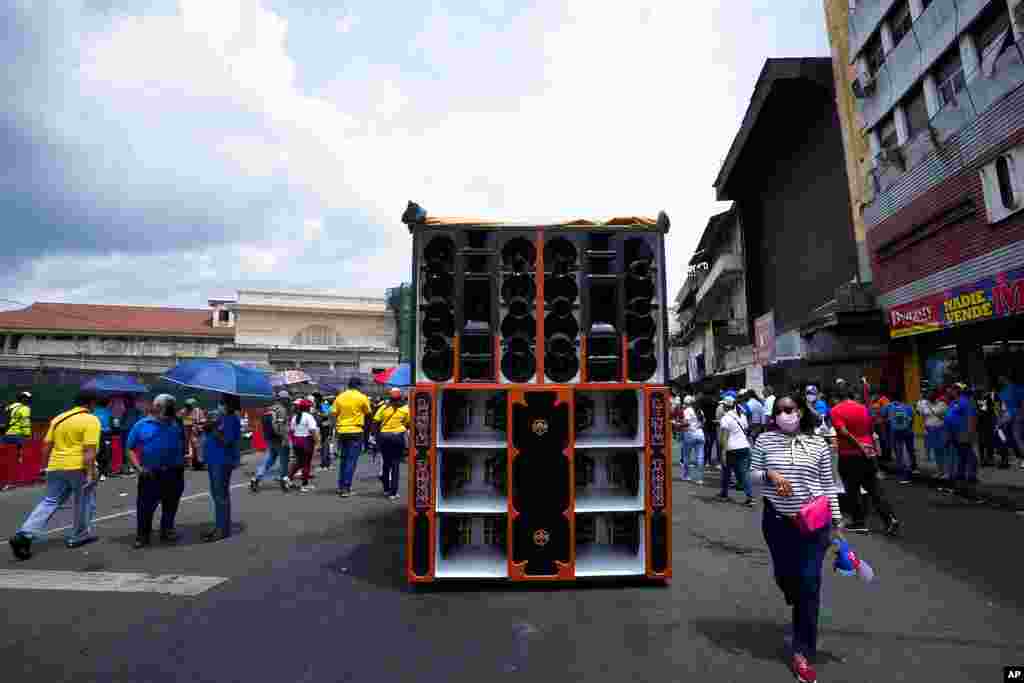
[111,435,124,472]
[0,440,46,488]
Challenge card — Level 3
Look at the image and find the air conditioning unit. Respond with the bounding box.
[879,147,905,170]
[851,74,876,99]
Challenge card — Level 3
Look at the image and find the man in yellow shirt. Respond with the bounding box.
[374,388,411,500]
[9,391,102,560]
[330,377,371,497]
[3,391,33,464]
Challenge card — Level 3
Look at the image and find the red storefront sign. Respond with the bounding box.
[888,265,1024,338]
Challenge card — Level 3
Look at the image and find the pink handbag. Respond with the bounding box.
[794,496,831,535]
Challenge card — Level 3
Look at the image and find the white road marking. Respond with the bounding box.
[0,570,228,596]
[45,482,250,536]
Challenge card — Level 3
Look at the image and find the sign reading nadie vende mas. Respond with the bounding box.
[889,266,1024,339]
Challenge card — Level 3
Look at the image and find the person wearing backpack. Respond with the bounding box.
[250,391,291,492]
[2,391,33,466]
[887,392,916,484]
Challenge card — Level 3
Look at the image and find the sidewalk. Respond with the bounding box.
[877,434,1024,511]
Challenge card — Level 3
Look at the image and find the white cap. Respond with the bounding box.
[683,395,695,404]
[722,396,735,407]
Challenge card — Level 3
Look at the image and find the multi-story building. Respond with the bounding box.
[840,0,1024,394]
[672,207,756,391]
[219,289,398,378]
[711,58,893,393]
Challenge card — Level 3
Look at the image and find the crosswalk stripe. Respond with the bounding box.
[0,570,229,596]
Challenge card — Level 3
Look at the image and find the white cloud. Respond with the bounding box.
[10,1,829,307]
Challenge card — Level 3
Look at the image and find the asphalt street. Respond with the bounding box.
[1,452,1022,683]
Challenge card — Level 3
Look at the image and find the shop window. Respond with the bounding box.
[889,2,913,47]
[934,48,965,108]
[903,85,929,140]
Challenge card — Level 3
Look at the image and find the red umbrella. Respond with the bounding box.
[374,367,397,384]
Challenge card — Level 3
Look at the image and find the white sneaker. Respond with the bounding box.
[300,485,314,493]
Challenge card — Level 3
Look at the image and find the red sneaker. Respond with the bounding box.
[791,654,817,682]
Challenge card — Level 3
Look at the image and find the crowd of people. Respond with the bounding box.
[6,376,411,560]
[671,375,1024,683]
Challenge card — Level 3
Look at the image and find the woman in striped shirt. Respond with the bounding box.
[750,393,844,683]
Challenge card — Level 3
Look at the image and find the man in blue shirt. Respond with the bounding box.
[886,392,916,484]
[945,382,980,500]
[997,375,1023,468]
[744,390,765,441]
[202,393,242,542]
[126,394,186,548]
[92,398,114,480]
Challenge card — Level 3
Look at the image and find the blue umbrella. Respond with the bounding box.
[386,362,412,387]
[81,374,150,395]
[161,359,274,399]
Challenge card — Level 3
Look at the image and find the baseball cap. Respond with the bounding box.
[722,395,736,407]
[277,390,290,399]
[683,395,695,404]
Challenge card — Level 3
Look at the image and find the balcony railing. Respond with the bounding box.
[695,252,743,308]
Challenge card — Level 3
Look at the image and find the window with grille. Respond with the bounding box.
[904,85,929,140]
[934,48,965,107]
[890,2,913,47]
[292,325,336,345]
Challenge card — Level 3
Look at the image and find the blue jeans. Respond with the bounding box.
[891,429,915,479]
[681,430,705,482]
[255,441,289,481]
[924,426,945,463]
[337,435,363,491]
[18,470,97,543]
[207,464,234,534]
[762,499,831,659]
[721,448,752,499]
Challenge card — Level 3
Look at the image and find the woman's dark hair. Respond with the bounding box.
[221,394,241,414]
[75,390,99,407]
[771,392,818,434]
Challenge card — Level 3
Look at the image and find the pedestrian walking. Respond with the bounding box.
[869,390,892,462]
[313,392,332,470]
[996,374,1023,468]
[2,391,33,468]
[8,391,101,560]
[717,395,754,506]
[885,392,916,484]
[745,390,766,443]
[331,377,372,497]
[976,388,998,467]
[830,382,901,535]
[945,382,981,501]
[251,391,291,492]
[125,394,186,549]
[287,399,320,492]
[93,398,114,480]
[374,388,410,500]
[916,391,945,468]
[763,386,776,427]
[202,394,242,542]
[679,395,706,485]
[750,392,844,683]
[698,392,720,469]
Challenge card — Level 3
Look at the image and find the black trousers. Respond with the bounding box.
[137,466,185,538]
[837,456,894,526]
[96,433,113,476]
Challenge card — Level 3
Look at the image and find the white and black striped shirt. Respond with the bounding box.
[750,431,841,521]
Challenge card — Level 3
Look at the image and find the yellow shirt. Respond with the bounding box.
[374,403,411,433]
[5,402,31,437]
[44,407,101,472]
[331,389,371,434]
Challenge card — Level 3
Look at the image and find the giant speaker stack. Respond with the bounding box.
[403,203,672,584]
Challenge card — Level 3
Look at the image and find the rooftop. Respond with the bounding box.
[0,303,234,338]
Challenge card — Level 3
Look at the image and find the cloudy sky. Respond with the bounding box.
[2,1,830,310]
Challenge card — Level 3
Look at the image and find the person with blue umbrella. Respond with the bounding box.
[201,393,243,542]
[161,360,273,542]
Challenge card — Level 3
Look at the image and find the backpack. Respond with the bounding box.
[0,403,12,433]
[890,404,911,431]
